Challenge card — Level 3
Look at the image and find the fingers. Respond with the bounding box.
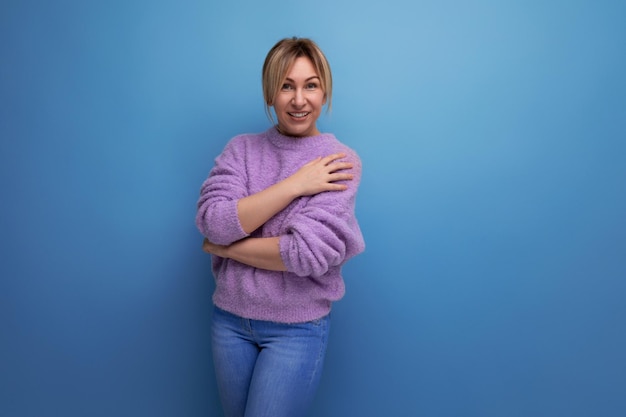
[203,238,220,254]
[308,153,348,165]
[330,172,355,182]
[327,183,349,191]
[321,153,346,165]
[328,162,353,173]
[317,153,353,173]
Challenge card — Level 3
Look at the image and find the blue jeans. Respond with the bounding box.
[211,306,331,417]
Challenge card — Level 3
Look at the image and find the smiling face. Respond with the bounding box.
[272,57,326,137]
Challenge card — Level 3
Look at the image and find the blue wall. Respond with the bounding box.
[2,1,625,416]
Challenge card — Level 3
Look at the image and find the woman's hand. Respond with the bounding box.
[286,153,354,197]
[202,238,227,257]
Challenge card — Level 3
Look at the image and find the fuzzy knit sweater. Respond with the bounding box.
[196,126,365,323]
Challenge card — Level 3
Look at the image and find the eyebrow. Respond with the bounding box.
[285,76,320,82]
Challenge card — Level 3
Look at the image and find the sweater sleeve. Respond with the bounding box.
[279,150,365,277]
[196,138,249,245]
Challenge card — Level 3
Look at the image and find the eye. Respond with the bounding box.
[281,83,294,91]
[306,82,318,90]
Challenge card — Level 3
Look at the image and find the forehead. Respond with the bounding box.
[284,56,319,79]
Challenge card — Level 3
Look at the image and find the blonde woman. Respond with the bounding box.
[196,37,365,417]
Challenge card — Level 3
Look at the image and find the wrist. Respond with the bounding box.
[278,177,302,199]
[218,244,230,259]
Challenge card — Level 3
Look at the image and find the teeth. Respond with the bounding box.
[289,112,308,118]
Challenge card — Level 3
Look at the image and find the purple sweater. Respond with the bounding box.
[196,127,365,323]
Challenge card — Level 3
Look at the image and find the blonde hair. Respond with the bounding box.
[262,37,333,123]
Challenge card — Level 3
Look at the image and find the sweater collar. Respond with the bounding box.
[265,126,334,150]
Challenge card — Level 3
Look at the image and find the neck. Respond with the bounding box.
[276,125,320,138]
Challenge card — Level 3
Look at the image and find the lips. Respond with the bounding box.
[288,112,309,118]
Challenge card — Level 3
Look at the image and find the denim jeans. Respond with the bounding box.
[211,306,331,417]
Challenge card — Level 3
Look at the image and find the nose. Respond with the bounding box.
[292,88,305,107]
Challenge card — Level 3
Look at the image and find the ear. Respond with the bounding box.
[322,93,327,105]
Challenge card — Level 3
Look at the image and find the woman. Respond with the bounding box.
[196,37,365,417]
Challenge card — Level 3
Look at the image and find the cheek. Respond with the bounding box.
[313,93,326,108]
[273,95,290,109]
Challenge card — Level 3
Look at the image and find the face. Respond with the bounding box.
[272,57,326,137]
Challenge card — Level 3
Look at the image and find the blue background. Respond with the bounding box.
[2,0,625,416]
